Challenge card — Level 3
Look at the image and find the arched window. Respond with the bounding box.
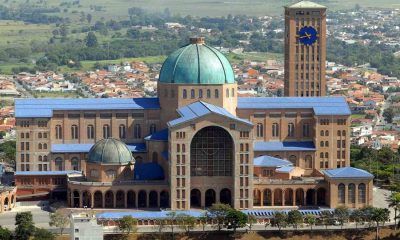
[320,141,324,147]
[320,130,324,136]
[207,89,211,98]
[152,152,158,163]
[256,123,264,137]
[25,133,29,138]
[226,88,229,98]
[342,130,346,137]
[325,141,329,147]
[231,88,235,97]
[106,169,116,179]
[177,144,180,152]
[358,183,366,203]
[199,89,203,98]
[90,169,99,177]
[55,157,63,171]
[182,144,186,153]
[214,89,219,98]
[21,133,24,139]
[55,125,62,139]
[303,124,310,137]
[338,183,345,204]
[348,183,355,204]
[134,124,141,139]
[43,156,48,162]
[289,155,297,166]
[320,152,324,158]
[337,130,341,136]
[288,123,295,137]
[119,124,126,139]
[191,89,195,99]
[71,125,79,139]
[87,125,94,139]
[38,156,42,161]
[71,157,80,171]
[43,143,47,149]
[150,124,157,134]
[38,133,42,138]
[272,123,279,137]
[325,152,329,158]
[38,143,42,150]
[305,155,312,169]
[183,89,187,99]
[103,124,110,139]
[325,130,329,136]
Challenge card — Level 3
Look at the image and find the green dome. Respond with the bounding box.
[88,138,133,165]
[159,37,235,84]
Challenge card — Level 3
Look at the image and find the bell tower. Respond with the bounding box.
[284,1,327,97]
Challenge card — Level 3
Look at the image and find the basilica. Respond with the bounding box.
[14,35,373,210]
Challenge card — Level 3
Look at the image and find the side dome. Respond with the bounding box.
[159,37,235,84]
[88,138,133,165]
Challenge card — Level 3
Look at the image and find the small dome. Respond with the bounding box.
[159,37,235,85]
[88,138,133,165]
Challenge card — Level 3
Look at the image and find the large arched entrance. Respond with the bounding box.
[138,190,147,208]
[220,189,231,206]
[205,189,216,207]
[274,189,283,206]
[285,189,293,206]
[317,188,326,205]
[190,126,234,177]
[263,189,272,206]
[160,191,169,208]
[190,189,201,208]
[105,191,114,208]
[149,191,158,208]
[306,189,316,205]
[253,189,261,206]
[73,191,80,208]
[4,197,9,210]
[295,189,304,206]
[82,191,91,208]
[94,191,103,208]
[127,191,136,208]
[116,191,125,208]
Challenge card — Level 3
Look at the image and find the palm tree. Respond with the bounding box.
[389,192,400,230]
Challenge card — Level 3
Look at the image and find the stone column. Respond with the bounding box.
[355,184,359,207]
[303,190,307,206]
[124,191,128,208]
[344,185,348,206]
[201,190,205,208]
[91,192,94,208]
[271,190,275,206]
[293,191,296,206]
[113,192,117,208]
[282,190,285,206]
[79,191,83,208]
[260,191,264,207]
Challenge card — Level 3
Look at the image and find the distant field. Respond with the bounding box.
[0,20,53,46]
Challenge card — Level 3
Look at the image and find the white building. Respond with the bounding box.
[70,213,103,240]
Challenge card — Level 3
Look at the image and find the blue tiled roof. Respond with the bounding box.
[237,97,351,116]
[253,155,292,167]
[323,167,374,179]
[243,209,334,218]
[15,170,81,176]
[97,210,204,220]
[51,143,146,153]
[168,101,253,127]
[15,98,160,118]
[276,166,295,173]
[144,129,168,141]
[134,163,165,180]
[254,141,316,151]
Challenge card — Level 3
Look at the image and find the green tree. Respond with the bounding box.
[0,226,12,240]
[320,210,332,229]
[49,210,70,235]
[350,209,364,230]
[0,140,16,165]
[117,216,138,235]
[207,203,231,231]
[371,207,390,240]
[334,206,350,229]
[304,214,316,231]
[287,210,303,230]
[272,212,287,232]
[247,215,257,232]
[34,228,55,240]
[15,212,35,240]
[85,32,98,48]
[176,214,196,235]
[389,192,400,230]
[225,208,247,233]
[383,108,394,123]
[166,211,177,239]
[198,212,209,232]
[86,13,92,23]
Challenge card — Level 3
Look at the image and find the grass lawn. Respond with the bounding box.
[351,114,366,119]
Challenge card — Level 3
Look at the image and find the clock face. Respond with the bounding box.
[297,26,318,45]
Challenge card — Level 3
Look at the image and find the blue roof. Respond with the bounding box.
[15,170,81,176]
[134,163,165,180]
[253,155,292,167]
[323,167,374,179]
[276,166,295,173]
[161,151,169,161]
[52,143,146,153]
[254,141,316,152]
[15,98,160,118]
[237,97,351,116]
[168,101,253,127]
[144,129,168,141]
